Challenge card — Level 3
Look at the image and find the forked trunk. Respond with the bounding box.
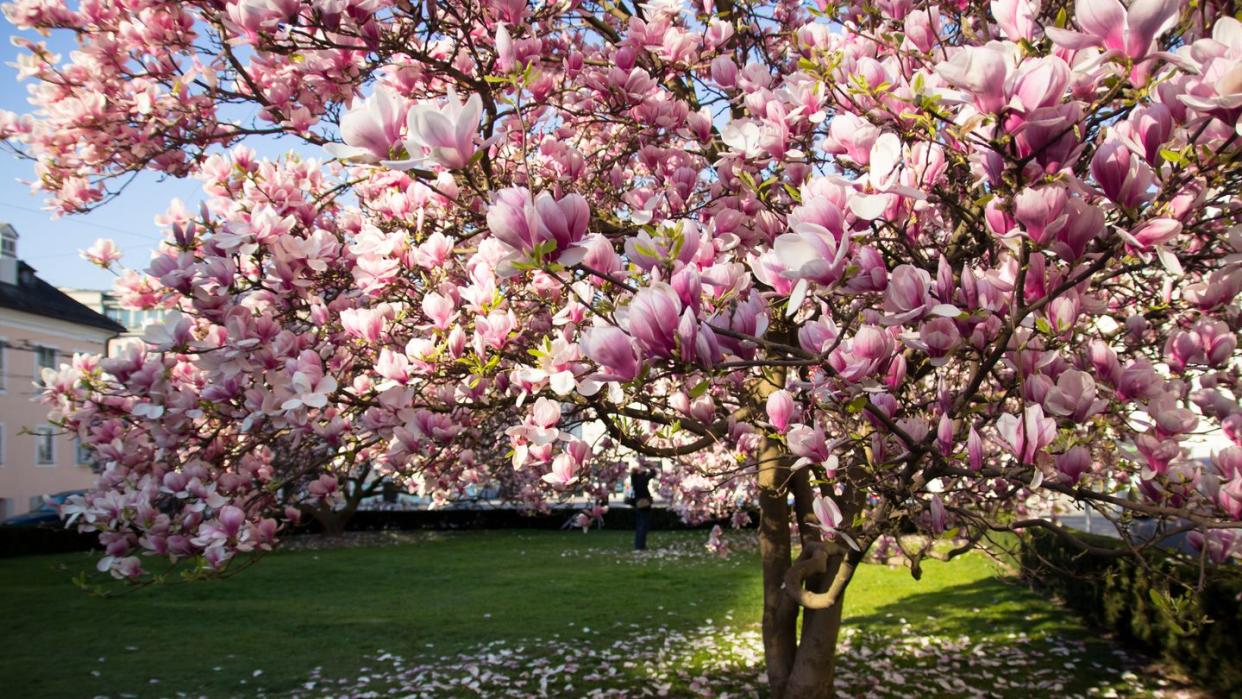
[758,468,851,698]
[754,367,855,699]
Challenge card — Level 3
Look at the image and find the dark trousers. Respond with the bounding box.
[634,507,651,550]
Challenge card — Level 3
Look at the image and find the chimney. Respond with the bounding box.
[0,223,17,286]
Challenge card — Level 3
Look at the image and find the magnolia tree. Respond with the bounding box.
[6,0,1242,695]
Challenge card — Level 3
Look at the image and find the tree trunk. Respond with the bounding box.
[758,461,798,697]
[754,362,803,698]
[784,555,847,699]
[311,478,367,536]
[755,355,862,698]
[312,506,351,536]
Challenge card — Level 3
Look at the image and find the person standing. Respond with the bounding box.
[629,463,656,551]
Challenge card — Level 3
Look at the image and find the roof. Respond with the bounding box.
[0,261,126,334]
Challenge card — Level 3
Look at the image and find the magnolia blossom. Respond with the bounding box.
[996,404,1057,467]
[81,238,123,267]
[541,454,577,488]
[810,494,859,550]
[766,390,795,433]
[325,87,407,163]
[581,326,641,382]
[1046,0,1180,59]
[387,89,482,170]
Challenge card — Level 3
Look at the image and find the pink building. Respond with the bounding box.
[0,223,124,518]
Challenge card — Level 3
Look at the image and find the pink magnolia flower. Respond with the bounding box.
[581,325,641,382]
[626,283,683,358]
[711,56,738,87]
[830,324,895,382]
[1091,139,1154,207]
[475,309,516,351]
[541,453,578,488]
[787,423,831,468]
[1046,0,1180,60]
[1165,330,1202,372]
[1007,57,1070,113]
[1213,446,1242,480]
[996,404,1057,465]
[387,88,482,170]
[1050,199,1105,261]
[421,291,456,330]
[1187,529,1237,563]
[884,264,933,323]
[495,23,516,73]
[1195,319,1237,366]
[81,238,123,267]
[281,350,338,411]
[325,87,407,163]
[773,222,850,313]
[1217,474,1242,520]
[340,307,386,342]
[1013,185,1067,245]
[967,426,985,471]
[533,190,590,258]
[936,43,1013,113]
[914,317,961,364]
[937,413,955,456]
[1116,359,1162,401]
[928,495,948,535]
[375,348,410,384]
[766,389,795,433]
[810,493,859,550]
[1147,394,1199,437]
[142,310,193,351]
[1043,370,1107,422]
[991,0,1039,40]
[1118,104,1174,164]
[1056,446,1093,485]
[487,187,589,262]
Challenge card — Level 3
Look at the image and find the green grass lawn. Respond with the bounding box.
[0,529,1173,698]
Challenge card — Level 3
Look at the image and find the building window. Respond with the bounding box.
[75,438,92,466]
[0,340,6,392]
[34,346,56,387]
[0,423,6,465]
[1,237,15,257]
[35,427,54,465]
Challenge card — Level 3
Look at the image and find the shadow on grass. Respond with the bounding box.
[847,574,1076,638]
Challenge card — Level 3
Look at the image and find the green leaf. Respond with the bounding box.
[1158,146,1186,165]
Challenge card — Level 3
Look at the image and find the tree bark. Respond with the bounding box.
[758,464,798,697]
[310,476,369,536]
[763,454,866,698]
[784,555,848,699]
[755,362,798,698]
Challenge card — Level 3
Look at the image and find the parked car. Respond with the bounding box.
[1,490,84,527]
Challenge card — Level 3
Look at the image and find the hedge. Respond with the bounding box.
[341,505,744,532]
[1020,528,1242,696]
[0,525,100,558]
[0,506,749,558]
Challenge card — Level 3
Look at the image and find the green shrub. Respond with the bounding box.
[1020,529,1242,696]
